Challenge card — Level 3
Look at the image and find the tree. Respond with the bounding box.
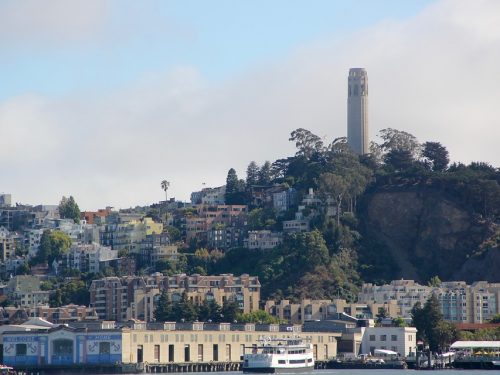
[165,226,181,242]
[237,310,280,324]
[282,231,330,273]
[289,128,324,159]
[246,161,259,187]
[379,128,421,158]
[58,196,81,223]
[221,300,240,323]
[173,293,198,322]
[318,173,349,226]
[392,316,407,327]
[428,276,442,287]
[270,158,291,181]
[155,291,174,321]
[16,262,30,275]
[435,321,458,351]
[258,161,272,186]
[226,168,239,194]
[422,142,449,172]
[161,180,170,201]
[411,295,455,352]
[225,168,246,204]
[198,299,222,322]
[50,280,89,307]
[35,230,71,265]
[384,149,415,172]
[489,314,500,324]
[293,247,359,301]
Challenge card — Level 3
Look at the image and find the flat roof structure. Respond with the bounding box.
[451,341,500,349]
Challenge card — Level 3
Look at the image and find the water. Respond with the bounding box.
[120,371,497,375]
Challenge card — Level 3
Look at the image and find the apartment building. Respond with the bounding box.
[28,304,99,324]
[99,217,163,253]
[265,298,398,324]
[90,273,261,322]
[5,275,50,308]
[0,227,20,261]
[185,205,247,248]
[359,279,500,323]
[244,230,283,250]
[65,242,118,274]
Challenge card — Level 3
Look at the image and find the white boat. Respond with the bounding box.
[242,336,315,373]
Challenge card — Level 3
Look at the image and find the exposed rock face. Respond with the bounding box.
[361,187,498,283]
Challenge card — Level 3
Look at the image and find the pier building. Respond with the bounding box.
[1,321,340,369]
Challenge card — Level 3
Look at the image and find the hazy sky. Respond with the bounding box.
[1,0,499,210]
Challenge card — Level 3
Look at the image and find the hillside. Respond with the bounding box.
[358,183,499,284]
[184,128,500,300]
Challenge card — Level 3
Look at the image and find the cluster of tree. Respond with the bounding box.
[225,161,273,206]
[58,196,81,223]
[154,292,277,323]
[32,230,71,265]
[459,328,500,341]
[212,230,359,300]
[48,280,89,307]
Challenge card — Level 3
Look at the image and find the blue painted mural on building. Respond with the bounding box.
[3,327,122,366]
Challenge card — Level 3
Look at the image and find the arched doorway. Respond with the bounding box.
[52,339,73,365]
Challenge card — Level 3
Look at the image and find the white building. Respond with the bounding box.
[0,194,12,207]
[24,229,44,258]
[244,231,283,250]
[272,188,297,212]
[201,186,226,206]
[283,211,309,233]
[5,275,50,308]
[360,327,417,357]
[66,243,118,274]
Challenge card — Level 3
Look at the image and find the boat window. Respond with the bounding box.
[278,360,286,364]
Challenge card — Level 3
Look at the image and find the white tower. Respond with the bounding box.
[347,68,369,154]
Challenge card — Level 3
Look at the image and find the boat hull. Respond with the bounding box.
[243,366,314,373]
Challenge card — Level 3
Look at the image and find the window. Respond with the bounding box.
[369,335,376,341]
[16,343,27,356]
[391,335,398,341]
[154,345,160,362]
[198,344,204,361]
[99,342,110,354]
[380,335,387,341]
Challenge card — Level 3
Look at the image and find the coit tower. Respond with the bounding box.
[347,68,369,154]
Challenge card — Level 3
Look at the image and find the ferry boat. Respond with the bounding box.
[242,336,315,373]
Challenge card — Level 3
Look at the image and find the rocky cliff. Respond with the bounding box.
[359,186,499,283]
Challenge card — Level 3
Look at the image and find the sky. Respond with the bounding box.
[1,0,499,210]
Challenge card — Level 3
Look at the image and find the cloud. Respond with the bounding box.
[0,0,192,53]
[0,0,110,49]
[1,0,499,210]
